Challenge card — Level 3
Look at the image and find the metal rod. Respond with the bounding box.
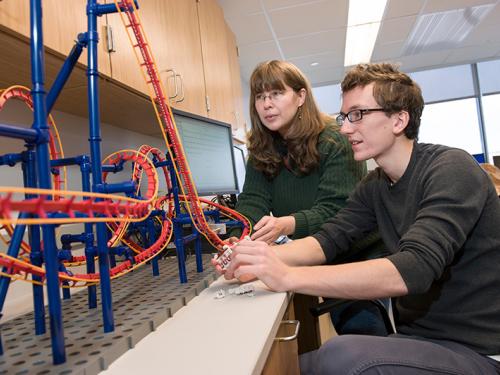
[87,0,114,332]
[30,0,66,364]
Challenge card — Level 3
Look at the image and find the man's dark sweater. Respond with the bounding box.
[313,142,500,355]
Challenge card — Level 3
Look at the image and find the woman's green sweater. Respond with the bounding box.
[235,126,366,239]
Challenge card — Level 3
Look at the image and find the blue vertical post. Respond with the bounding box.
[86,0,114,332]
[25,149,46,335]
[30,0,66,364]
[80,155,97,308]
[0,151,46,336]
[0,214,28,311]
[146,217,160,276]
[168,162,187,283]
[192,227,203,273]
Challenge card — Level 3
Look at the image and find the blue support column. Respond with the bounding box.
[146,217,160,276]
[30,0,66,364]
[87,0,114,333]
[79,155,97,309]
[167,159,188,283]
[25,149,46,335]
[193,227,203,273]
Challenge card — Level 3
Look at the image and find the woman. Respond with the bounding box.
[231,60,390,338]
[234,60,364,243]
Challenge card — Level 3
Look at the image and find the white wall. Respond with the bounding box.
[312,84,342,116]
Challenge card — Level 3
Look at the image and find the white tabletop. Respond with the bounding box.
[100,276,291,375]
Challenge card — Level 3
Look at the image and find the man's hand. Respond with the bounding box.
[251,216,295,244]
[211,238,257,283]
[225,239,292,292]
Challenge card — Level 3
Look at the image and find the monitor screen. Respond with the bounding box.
[233,145,247,193]
[174,109,238,196]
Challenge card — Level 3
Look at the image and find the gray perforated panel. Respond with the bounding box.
[0,254,217,375]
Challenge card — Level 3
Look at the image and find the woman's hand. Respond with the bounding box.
[251,216,295,244]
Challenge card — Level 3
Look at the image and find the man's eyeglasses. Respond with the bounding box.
[336,108,386,126]
[255,90,286,103]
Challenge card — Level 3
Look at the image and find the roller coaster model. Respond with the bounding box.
[0,0,250,365]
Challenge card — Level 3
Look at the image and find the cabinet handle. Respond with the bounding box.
[275,320,300,342]
[205,95,211,112]
[105,25,115,53]
[175,73,185,103]
[160,68,178,100]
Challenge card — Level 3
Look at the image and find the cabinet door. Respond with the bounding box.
[105,0,158,94]
[43,0,111,77]
[197,0,234,126]
[160,0,207,117]
[225,23,246,136]
[262,299,300,375]
[106,0,207,118]
[0,1,30,37]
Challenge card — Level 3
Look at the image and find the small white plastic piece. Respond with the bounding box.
[214,289,226,299]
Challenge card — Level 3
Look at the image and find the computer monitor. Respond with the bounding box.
[233,144,247,193]
[173,109,238,196]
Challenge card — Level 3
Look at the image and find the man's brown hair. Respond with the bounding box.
[341,63,424,139]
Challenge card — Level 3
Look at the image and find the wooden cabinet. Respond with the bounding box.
[0,0,245,136]
[0,0,110,76]
[196,0,233,126]
[106,0,244,130]
[105,0,208,117]
[262,298,301,375]
[104,0,159,96]
[225,23,247,135]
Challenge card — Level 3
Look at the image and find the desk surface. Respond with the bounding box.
[101,277,291,375]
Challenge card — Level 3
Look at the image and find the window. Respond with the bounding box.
[481,93,500,162]
[419,98,483,155]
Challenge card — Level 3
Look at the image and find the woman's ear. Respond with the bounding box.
[297,88,307,107]
[393,110,410,135]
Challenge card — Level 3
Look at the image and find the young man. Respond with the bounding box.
[218,63,500,374]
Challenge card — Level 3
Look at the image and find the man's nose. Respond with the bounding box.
[340,121,354,134]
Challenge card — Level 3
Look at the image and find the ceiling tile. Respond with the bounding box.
[371,41,405,61]
[269,0,348,38]
[217,0,262,18]
[445,43,500,64]
[279,29,345,59]
[377,16,417,44]
[463,22,500,45]
[218,0,500,87]
[263,0,326,11]
[479,2,500,25]
[304,66,346,86]
[225,14,274,45]
[422,0,497,13]
[385,0,425,18]
[238,41,283,78]
[396,50,453,72]
[288,52,344,73]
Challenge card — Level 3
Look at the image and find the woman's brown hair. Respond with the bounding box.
[248,60,335,179]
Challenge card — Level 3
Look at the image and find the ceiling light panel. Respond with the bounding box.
[348,0,387,25]
[403,4,495,55]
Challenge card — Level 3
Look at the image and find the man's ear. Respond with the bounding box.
[393,111,410,135]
